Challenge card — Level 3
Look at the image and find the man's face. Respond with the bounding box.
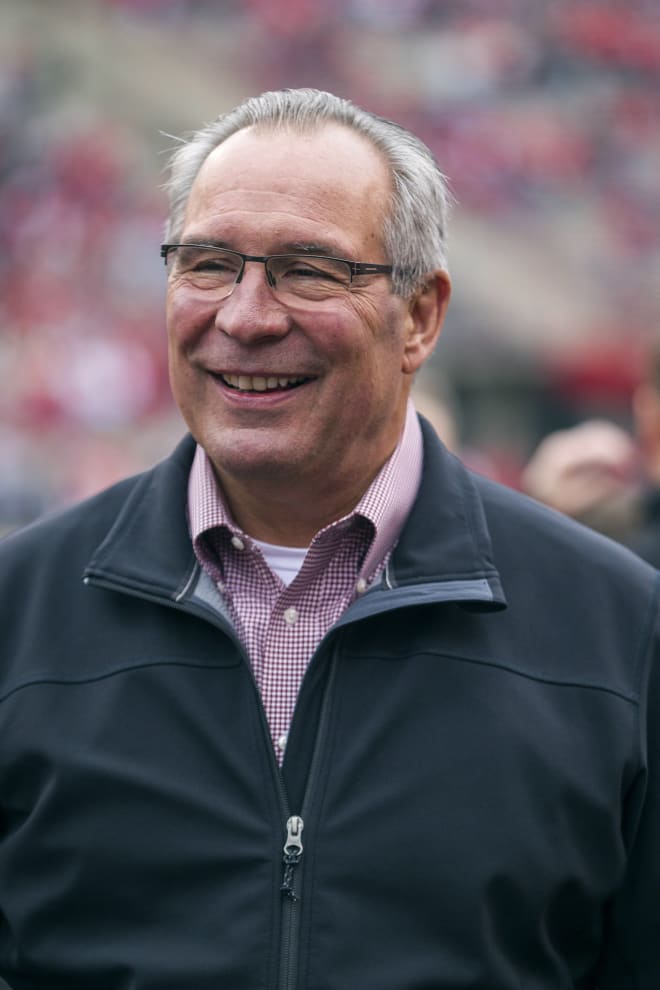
[166,123,439,516]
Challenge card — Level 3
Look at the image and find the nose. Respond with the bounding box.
[214,262,291,342]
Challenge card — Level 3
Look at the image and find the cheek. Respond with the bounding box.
[319,299,401,367]
[165,298,204,402]
[166,293,186,348]
[166,289,214,347]
[317,310,406,407]
[352,288,406,330]
[166,339,189,409]
[165,319,189,393]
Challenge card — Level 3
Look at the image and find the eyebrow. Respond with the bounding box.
[178,237,348,258]
[179,237,232,249]
[286,241,345,257]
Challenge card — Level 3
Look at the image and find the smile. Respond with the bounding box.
[221,374,310,392]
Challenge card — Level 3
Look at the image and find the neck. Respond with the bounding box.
[214,466,385,547]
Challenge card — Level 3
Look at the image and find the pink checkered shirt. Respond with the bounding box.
[188,400,423,763]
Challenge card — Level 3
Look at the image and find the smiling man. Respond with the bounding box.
[1,89,659,990]
[165,120,445,545]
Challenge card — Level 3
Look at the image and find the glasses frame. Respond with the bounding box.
[160,243,393,293]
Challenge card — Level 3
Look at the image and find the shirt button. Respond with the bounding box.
[277,734,288,752]
[283,606,299,626]
[231,535,245,551]
[356,578,368,595]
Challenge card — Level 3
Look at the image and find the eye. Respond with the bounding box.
[279,256,349,285]
[166,248,241,288]
[189,250,241,275]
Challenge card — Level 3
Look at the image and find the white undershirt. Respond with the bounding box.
[252,538,308,586]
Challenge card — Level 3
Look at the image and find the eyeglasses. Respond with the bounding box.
[160,243,393,306]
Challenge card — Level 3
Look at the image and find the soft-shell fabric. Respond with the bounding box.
[1,422,659,990]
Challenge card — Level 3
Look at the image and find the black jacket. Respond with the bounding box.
[1,423,659,989]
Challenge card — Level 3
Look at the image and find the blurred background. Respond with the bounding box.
[1,0,659,534]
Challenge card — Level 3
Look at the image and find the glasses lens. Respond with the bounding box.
[267,255,352,301]
[167,246,242,298]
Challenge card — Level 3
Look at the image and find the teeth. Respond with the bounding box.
[222,374,306,392]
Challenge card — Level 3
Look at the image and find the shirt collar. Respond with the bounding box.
[355,398,423,578]
[188,398,424,579]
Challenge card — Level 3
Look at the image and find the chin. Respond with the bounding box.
[210,445,305,484]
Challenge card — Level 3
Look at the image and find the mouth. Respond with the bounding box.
[219,373,311,393]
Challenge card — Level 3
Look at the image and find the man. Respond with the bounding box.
[0,88,658,989]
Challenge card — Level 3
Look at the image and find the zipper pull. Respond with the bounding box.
[281,815,304,901]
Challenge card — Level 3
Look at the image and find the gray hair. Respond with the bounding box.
[163,88,452,297]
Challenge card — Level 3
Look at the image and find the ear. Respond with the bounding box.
[401,270,451,376]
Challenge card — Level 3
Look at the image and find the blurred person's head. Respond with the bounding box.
[520,419,642,539]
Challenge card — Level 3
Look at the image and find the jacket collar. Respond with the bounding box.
[387,417,506,607]
[84,422,505,611]
[84,434,199,601]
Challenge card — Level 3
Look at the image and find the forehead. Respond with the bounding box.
[182,123,392,256]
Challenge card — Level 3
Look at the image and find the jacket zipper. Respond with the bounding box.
[277,814,304,990]
[281,815,304,900]
[276,649,339,990]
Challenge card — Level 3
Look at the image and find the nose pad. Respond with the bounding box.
[230,261,276,294]
[221,281,239,301]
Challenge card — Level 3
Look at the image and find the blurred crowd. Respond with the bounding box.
[1,0,659,537]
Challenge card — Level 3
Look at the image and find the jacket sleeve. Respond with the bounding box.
[596,573,660,988]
